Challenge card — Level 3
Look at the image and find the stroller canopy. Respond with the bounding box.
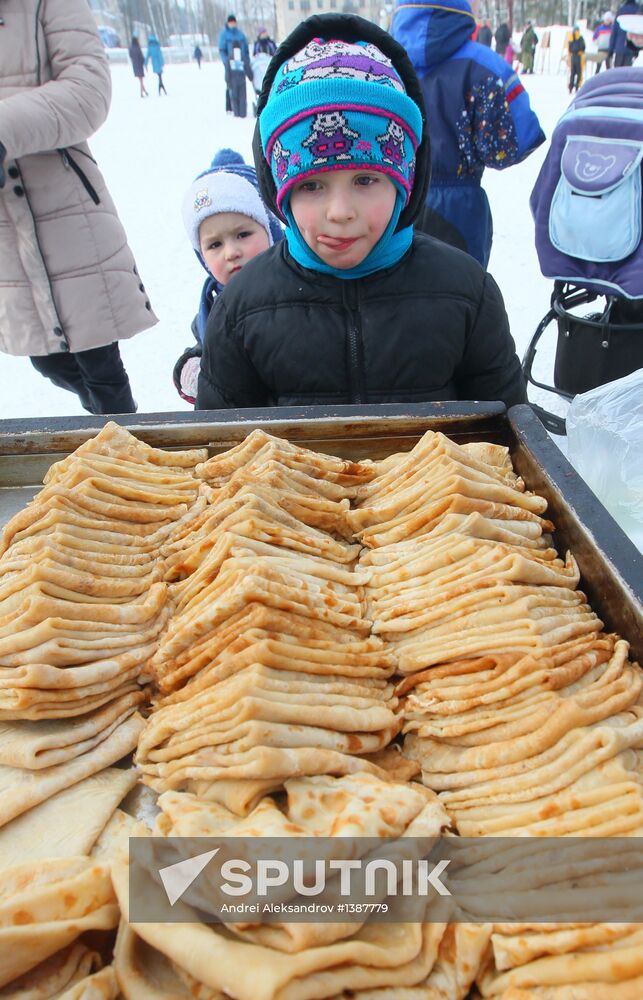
[530,67,643,300]
[252,52,272,93]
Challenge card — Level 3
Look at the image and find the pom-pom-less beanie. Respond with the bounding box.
[259,38,423,213]
[181,149,283,257]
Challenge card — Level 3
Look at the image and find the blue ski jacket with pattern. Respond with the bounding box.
[392,0,545,266]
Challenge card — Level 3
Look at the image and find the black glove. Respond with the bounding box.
[0,142,6,189]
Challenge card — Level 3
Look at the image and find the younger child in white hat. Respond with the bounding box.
[174,149,282,404]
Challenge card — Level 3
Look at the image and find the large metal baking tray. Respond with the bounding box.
[0,402,640,660]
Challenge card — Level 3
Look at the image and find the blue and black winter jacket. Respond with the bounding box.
[218,25,251,75]
[392,0,544,266]
[609,1,642,57]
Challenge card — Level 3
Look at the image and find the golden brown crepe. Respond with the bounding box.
[0,942,102,1000]
[0,858,119,988]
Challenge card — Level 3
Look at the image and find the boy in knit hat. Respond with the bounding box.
[196,14,526,411]
[174,149,282,403]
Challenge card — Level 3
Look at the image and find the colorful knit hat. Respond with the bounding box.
[259,38,423,213]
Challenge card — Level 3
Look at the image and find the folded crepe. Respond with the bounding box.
[359,505,553,554]
[113,857,449,1000]
[433,712,643,809]
[492,979,643,999]
[0,712,143,828]
[0,644,158,690]
[0,766,137,867]
[0,679,145,722]
[0,857,119,987]
[195,429,374,489]
[0,942,104,1000]
[325,922,492,999]
[0,690,146,769]
[153,614,392,695]
[478,926,643,997]
[114,921,227,1000]
[46,421,208,473]
[138,664,397,767]
[491,923,643,972]
[354,431,527,503]
[138,734,398,789]
[55,966,118,999]
[150,773,448,954]
[397,635,614,711]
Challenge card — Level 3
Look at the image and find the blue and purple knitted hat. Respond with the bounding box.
[259,38,423,212]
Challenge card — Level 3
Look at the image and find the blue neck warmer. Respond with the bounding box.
[283,191,412,279]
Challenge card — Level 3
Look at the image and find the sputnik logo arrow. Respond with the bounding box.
[158,848,219,906]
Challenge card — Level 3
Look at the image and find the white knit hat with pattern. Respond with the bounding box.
[181,171,273,253]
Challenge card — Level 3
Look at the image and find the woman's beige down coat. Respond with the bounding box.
[0,0,158,357]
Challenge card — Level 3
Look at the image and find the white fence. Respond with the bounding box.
[106,45,219,66]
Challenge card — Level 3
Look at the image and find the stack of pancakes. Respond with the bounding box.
[0,423,207,849]
[354,430,643,997]
[137,431,401,796]
[0,425,640,999]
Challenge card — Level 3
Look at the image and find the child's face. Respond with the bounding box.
[199,212,270,285]
[289,171,397,270]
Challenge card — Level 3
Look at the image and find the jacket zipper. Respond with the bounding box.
[59,149,101,205]
[343,283,365,404]
[348,326,360,403]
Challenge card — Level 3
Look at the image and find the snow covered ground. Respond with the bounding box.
[0,58,576,421]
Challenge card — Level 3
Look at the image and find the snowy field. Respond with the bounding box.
[0,58,577,422]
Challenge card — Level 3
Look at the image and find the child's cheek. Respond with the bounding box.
[206,253,228,287]
[291,202,317,243]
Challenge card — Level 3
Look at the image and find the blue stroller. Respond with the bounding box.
[251,52,271,116]
[523,68,643,435]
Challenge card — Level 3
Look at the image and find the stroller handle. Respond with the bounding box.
[521,302,571,437]
[522,306,575,401]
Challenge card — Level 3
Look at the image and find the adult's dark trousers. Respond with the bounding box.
[229,71,247,117]
[569,58,582,91]
[30,342,137,414]
[614,50,635,67]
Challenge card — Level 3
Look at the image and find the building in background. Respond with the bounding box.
[88,0,382,58]
[89,0,609,52]
[274,0,382,40]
